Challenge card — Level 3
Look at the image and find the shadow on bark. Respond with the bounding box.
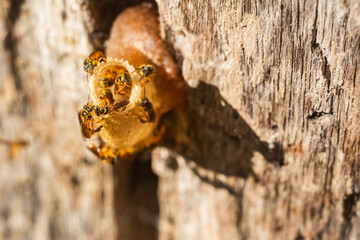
[112,153,159,240]
[163,82,284,180]
[86,1,284,238]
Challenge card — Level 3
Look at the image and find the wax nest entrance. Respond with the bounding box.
[78,51,164,164]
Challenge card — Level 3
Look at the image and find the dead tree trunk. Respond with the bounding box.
[0,0,359,240]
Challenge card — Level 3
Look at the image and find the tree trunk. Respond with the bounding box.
[0,0,359,240]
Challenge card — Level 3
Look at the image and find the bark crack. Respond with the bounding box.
[322,55,332,91]
[3,0,31,117]
[341,193,360,238]
[310,0,319,50]
[4,0,25,91]
[306,110,333,120]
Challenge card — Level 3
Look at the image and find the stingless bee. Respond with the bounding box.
[110,98,130,112]
[94,99,129,118]
[83,50,107,73]
[88,142,118,164]
[114,72,132,97]
[88,140,136,164]
[94,105,110,117]
[78,103,103,138]
[99,88,114,105]
[136,97,155,123]
[99,77,115,88]
[138,64,155,84]
[139,64,154,77]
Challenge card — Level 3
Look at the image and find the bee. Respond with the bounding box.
[137,97,156,123]
[88,142,118,164]
[94,105,110,117]
[138,64,155,84]
[114,72,132,97]
[99,88,114,105]
[93,99,129,117]
[88,141,136,164]
[99,65,126,84]
[81,104,94,119]
[78,103,103,138]
[139,64,154,77]
[83,50,107,73]
[99,77,115,88]
[108,98,130,113]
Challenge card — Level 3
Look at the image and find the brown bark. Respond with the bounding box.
[0,0,359,240]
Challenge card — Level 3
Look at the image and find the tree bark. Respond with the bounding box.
[0,0,359,240]
[154,0,360,239]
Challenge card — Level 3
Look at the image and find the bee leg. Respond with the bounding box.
[139,77,151,85]
[88,142,116,164]
[100,96,113,105]
[93,125,103,133]
[114,84,125,95]
[100,90,114,105]
[98,56,107,63]
[102,148,118,164]
[104,156,117,164]
[135,110,154,123]
[139,113,151,123]
[118,90,131,98]
[135,98,156,123]
[88,143,103,159]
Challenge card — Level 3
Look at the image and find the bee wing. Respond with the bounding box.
[110,99,130,112]
[77,111,82,124]
[149,109,156,123]
[78,112,92,139]
[114,83,119,94]
[81,123,91,138]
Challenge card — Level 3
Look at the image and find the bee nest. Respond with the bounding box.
[88,58,160,150]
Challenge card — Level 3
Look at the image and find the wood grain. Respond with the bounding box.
[155,0,360,239]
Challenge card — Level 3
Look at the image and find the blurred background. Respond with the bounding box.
[0,0,159,239]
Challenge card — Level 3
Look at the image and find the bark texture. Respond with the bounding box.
[0,1,116,239]
[154,0,360,239]
[0,0,359,240]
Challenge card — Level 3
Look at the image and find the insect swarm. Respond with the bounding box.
[79,3,186,164]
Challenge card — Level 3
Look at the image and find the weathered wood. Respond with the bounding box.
[0,0,114,239]
[154,0,360,239]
